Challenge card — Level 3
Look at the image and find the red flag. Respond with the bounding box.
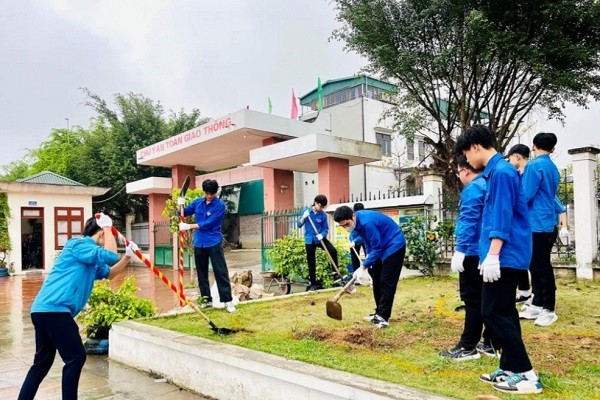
[291,89,298,119]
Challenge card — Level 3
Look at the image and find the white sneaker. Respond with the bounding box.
[493,373,543,394]
[534,309,558,326]
[225,302,236,313]
[519,305,543,320]
[520,296,533,311]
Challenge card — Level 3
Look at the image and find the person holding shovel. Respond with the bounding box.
[333,206,406,329]
[18,213,137,400]
[297,194,338,291]
[178,179,236,313]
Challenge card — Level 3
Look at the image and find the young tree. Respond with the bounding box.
[332,0,600,186]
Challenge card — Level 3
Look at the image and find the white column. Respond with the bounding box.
[422,172,444,226]
[568,146,600,280]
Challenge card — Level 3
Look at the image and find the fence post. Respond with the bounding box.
[422,171,444,227]
[568,146,600,280]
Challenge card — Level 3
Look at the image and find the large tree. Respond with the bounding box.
[1,91,208,224]
[332,0,600,186]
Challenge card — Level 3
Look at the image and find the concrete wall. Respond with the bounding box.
[239,214,261,249]
[110,321,451,400]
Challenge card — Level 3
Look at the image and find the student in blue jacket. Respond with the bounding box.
[178,179,236,312]
[333,206,406,329]
[297,194,338,291]
[440,156,497,361]
[349,203,366,274]
[18,213,137,400]
[519,133,562,327]
[456,125,542,395]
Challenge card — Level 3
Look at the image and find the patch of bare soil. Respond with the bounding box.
[293,325,426,350]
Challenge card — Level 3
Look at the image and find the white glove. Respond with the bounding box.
[302,210,310,220]
[353,266,366,280]
[177,197,186,206]
[125,241,139,258]
[178,222,192,231]
[349,241,356,248]
[95,213,112,228]
[316,233,324,241]
[559,227,569,239]
[481,254,501,282]
[450,251,465,273]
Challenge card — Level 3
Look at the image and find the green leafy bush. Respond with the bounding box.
[0,193,12,267]
[77,276,157,330]
[401,214,453,276]
[267,233,349,288]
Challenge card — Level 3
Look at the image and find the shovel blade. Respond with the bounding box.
[326,300,343,320]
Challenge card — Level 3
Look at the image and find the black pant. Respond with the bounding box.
[481,268,533,373]
[530,228,558,311]
[194,244,233,303]
[350,243,364,273]
[458,256,486,349]
[19,312,87,400]
[517,270,530,291]
[368,245,405,321]
[305,238,338,285]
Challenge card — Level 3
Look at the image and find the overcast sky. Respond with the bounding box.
[1,1,598,171]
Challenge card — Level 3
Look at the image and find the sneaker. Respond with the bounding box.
[520,296,533,311]
[493,373,543,394]
[307,283,322,292]
[515,294,532,303]
[439,345,481,361]
[519,305,543,320]
[198,297,213,309]
[370,314,389,329]
[534,309,558,326]
[475,342,498,358]
[480,368,512,384]
[363,311,376,322]
[225,302,236,313]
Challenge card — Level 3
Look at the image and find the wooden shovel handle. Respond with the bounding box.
[331,276,357,302]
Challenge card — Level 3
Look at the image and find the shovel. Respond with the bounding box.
[326,276,357,320]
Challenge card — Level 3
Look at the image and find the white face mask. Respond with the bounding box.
[343,221,355,233]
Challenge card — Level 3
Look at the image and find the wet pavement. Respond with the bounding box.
[0,249,262,400]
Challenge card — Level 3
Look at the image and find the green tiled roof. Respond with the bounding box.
[17,171,84,186]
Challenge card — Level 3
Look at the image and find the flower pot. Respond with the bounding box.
[0,267,9,277]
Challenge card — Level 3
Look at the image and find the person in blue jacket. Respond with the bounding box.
[18,213,137,400]
[178,179,235,312]
[349,203,365,274]
[297,194,338,291]
[333,206,406,329]
[440,155,497,361]
[518,133,562,327]
[456,124,542,395]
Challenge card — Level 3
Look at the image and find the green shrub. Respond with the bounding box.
[77,276,157,330]
[267,233,350,288]
[401,214,453,276]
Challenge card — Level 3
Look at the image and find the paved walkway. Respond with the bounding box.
[0,249,262,400]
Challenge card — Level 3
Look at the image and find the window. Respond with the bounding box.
[407,138,415,160]
[418,139,426,161]
[55,207,84,249]
[375,132,392,156]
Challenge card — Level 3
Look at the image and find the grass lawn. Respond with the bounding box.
[144,276,600,399]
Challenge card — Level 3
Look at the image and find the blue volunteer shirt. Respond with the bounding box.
[297,207,329,244]
[352,210,406,268]
[31,236,115,317]
[521,154,560,232]
[455,174,485,256]
[183,196,226,247]
[479,153,532,269]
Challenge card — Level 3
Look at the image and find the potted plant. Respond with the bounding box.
[76,276,157,354]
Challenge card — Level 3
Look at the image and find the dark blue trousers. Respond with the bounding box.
[18,312,86,400]
[194,244,233,303]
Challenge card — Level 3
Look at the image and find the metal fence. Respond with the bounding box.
[336,188,423,204]
[261,208,303,271]
[131,222,149,249]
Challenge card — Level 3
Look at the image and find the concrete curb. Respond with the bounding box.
[110,321,452,400]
